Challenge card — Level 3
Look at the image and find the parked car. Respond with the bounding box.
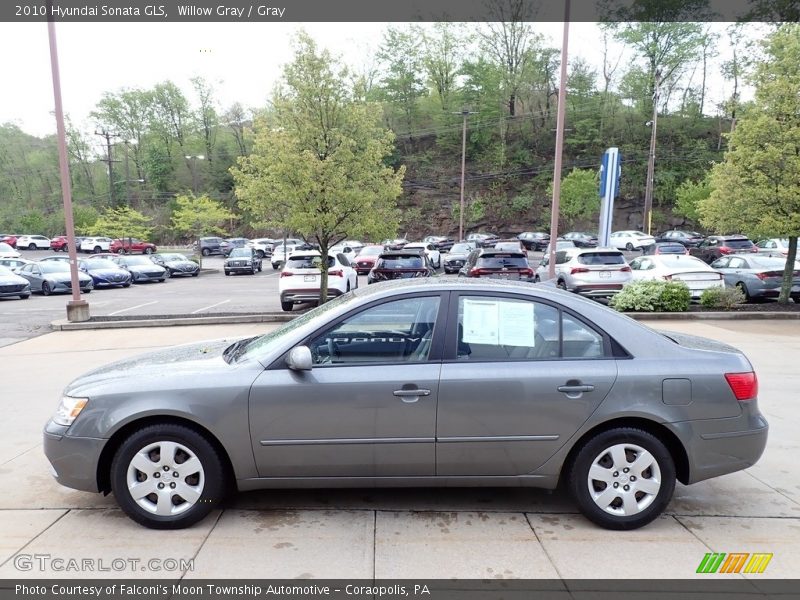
[44,278,767,530]
[0,242,20,259]
[17,261,93,295]
[113,255,168,283]
[279,250,357,311]
[466,232,500,248]
[16,235,51,250]
[329,243,358,265]
[271,240,313,270]
[248,238,275,259]
[609,230,656,252]
[404,242,441,269]
[442,242,476,274]
[110,238,157,255]
[710,255,800,302]
[150,253,200,277]
[353,244,384,275]
[224,247,262,275]
[628,255,724,299]
[535,247,631,298]
[367,250,435,284]
[493,239,526,253]
[0,234,17,248]
[689,235,758,264]
[422,235,455,252]
[653,230,705,248]
[459,248,534,281]
[642,242,689,256]
[0,258,32,272]
[381,238,410,251]
[542,239,577,254]
[223,238,251,257]
[50,236,70,252]
[80,237,113,254]
[755,238,790,257]
[79,257,132,288]
[38,255,72,263]
[341,240,365,253]
[517,231,550,251]
[194,237,228,257]
[0,265,31,299]
[561,232,598,248]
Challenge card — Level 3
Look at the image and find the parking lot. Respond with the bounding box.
[0,317,797,581]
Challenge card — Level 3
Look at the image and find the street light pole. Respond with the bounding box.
[643,69,661,235]
[455,110,477,241]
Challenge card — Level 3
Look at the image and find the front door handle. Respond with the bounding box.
[557,384,595,394]
[393,388,431,403]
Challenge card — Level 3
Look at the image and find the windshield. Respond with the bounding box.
[229,248,252,257]
[161,253,187,261]
[84,259,117,269]
[123,256,154,266]
[377,256,424,269]
[40,262,69,273]
[450,243,472,254]
[286,255,335,269]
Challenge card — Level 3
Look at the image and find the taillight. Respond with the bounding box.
[570,267,589,274]
[469,267,491,276]
[619,266,631,272]
[329,269,343,277]
[719,246,732,254]
[280,271,293,277]
[520,268,533,277]
[725,372,758,401]
[755,272,767,280]
[752,246,759,252]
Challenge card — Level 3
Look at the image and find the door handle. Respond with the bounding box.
[393,388,431,403]
[557,384,595,394]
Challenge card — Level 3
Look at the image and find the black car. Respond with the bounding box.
[194,237,229,257]
[517,231,551,251]
[150,253,200,277]
[654,230,706,248]
[561,232,598,248]
[223,237,251,257]
[367,250,435,284]
[643,243,689,256]
[442,241,476,274]
[381,238,410,251]
[466,232,501,248]
[458,248,534,281]
[688,235,759,264]
[224,247,262,275]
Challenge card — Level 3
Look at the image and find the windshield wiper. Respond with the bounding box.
[223,336,257,363]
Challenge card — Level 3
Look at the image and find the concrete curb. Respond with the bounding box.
[50,309,800,331]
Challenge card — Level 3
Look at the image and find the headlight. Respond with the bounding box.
[53,396,88,427]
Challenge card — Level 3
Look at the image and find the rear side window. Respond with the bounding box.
[476,254,528,268]
[577,252,625,266]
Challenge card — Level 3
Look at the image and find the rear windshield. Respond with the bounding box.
[450,243,473,253]
[377,256,424,269]
[577,252,625,266]
[724,239,754,248]
[359,246,383,256]
[286,256,335,269]
[476,254,528,268]
[658,244,686,252]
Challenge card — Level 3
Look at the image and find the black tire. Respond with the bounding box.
[19,293,30,299]
[201,248,210,257]
[736,282,751,302]
[626,243,635,251]
[557,280,567,291]
[164,269,171,279]
[534,275,541,283]
[281,301,293,312]
[257,264,262,272]
[110,423,227,529]
[41,281,52,296]
[272,263,279,270]
[256,250,265,259]
[93,246,101,254]
[118,248,126,255]
[122,283,131,288]
[251,267,256,275]
[225,271,230,276]
[144,247,153,254]
[158,279,165,283]
[192,272,199,277]
[568,427,676,531]
[28,243,36,250]
[82,288,92,294]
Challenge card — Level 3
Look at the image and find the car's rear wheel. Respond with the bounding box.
[28,243,36,250]
[281,301,293,312]
[122,283,131,288]
[256,250,265,259]
[110,423,227,530]
[201,248,210,257]
[736,282,751,302]
[164,269,171,279]
[41,281,52,296]
[626,243,635,251]
[144,247,153,254]
[569,428,676,530]
[557,280,567,290]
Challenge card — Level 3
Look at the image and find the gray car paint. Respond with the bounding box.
[44,279,767,497]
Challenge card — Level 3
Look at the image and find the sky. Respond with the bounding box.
[0,21,755,142]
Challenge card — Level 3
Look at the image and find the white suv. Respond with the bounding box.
[403,242,441,268]
[535,247,632,298]
[16,235,51,250]
[80,237,113,254]
[279,251,357,311]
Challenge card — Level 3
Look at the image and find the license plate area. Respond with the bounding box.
[599,271,612,278]
[304,275,317,282]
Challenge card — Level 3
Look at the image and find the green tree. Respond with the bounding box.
[232,33,404,303]
[674,173,711,223]
[549,168,599,226]
[170,193,234,240]
[375,26,426,134]
[90,207,153,240]
[700,25,800,304]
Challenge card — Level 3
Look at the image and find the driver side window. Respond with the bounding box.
[308,296,441,365]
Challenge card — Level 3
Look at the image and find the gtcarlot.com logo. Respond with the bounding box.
[14,553,194,573]
[696,552,773,574]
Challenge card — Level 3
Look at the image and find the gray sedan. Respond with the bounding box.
[17,261,93,295]
[0,265,31,299]
[44,279,767,530]
[710,255,800,302]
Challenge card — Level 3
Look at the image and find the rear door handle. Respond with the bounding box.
[558,384,595,394]
[393,388,431,403]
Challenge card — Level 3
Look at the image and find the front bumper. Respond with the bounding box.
[43,421,106,493]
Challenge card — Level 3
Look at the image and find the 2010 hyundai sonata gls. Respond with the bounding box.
[44,279,768,530]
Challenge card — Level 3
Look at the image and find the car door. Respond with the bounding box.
[248,293,447,478]
[436,292,618,476]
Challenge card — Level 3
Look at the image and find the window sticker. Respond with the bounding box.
[462,299,536,347]
[462,299,500,345]
[498,301,535,347]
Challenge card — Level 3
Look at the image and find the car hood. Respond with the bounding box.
[0,274,27,285]
[46,271,92,283]
[64,338,249,397]
[167,261,197,268]
[445,252,470,260]
[88,268,128,278]
[126,264,164,273]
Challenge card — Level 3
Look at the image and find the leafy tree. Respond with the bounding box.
[421,22,467,112]
[89,207,153,240]
[232,33,404,303]
[170,193,233,241]
[549,168,599,226]
[700,25,800,304]
[674,174,711,223]
[375,26,426,134]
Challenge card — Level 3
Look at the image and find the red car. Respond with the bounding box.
[50,236,69,251]
[353,245,384,275]
[110,238,157,254]
[0,234,17,248]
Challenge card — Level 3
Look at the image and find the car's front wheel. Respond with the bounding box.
[569,428,676,530]
[110,423,227,529]
[281,301,293,312]
[626,243,635,251]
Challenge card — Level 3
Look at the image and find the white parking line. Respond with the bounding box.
[191,299,230,314]
[108,301,158,316]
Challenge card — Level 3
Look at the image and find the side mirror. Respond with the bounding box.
[286,346,313,371]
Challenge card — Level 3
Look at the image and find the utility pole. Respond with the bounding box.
[642,69,661,235]
[548,0,570,280]
[455,110,477,241]
[95,129,119,206]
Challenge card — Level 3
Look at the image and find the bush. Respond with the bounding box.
[609,280,691,312]
[699,286,745,309]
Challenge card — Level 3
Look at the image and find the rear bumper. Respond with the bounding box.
[281,288,344,303]
[571,283,624,297]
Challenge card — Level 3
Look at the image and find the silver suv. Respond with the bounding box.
[535,247,632,297]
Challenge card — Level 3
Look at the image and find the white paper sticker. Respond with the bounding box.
[498,301,535,346]
[462,299,500,345]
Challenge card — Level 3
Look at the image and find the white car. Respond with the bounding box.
[248,238,274,259]
[0,242,21,258]
[278,250,358,311]
[403,242,441,268]
[628,254,724,299]
[0,258,32,272]
[755,238,790,256]
[16,235,51,250]
[342,240,364,252]
[271,241,309,269]
[329,243,359,265]
[609,230,656,251]
[80,237,113,254]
